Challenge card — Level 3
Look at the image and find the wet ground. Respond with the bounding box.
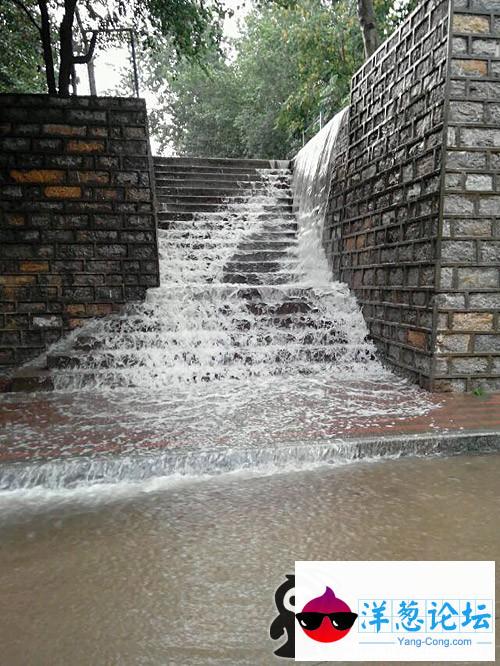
[0,453,498,665]
[1,380,499,464]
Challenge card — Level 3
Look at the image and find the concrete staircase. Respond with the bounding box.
[154,157,291,227]
[4,156,368,391]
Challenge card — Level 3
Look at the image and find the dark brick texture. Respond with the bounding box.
[0,94,159,372]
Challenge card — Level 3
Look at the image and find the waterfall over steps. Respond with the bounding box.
[0,153,435,491]
[45,157,377,390]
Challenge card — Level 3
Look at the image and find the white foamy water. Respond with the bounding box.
[0,130,437,491]
[48,163,379,389]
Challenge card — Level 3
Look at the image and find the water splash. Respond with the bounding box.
[49,165,377,390]
[1,147,437,491]
[293,108,349,282]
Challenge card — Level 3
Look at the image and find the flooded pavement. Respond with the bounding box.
[0,452,498,665]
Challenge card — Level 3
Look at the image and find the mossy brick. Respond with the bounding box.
[452,219,492,236]
[43,123,86,137]
[407,329,428,350]
[6,214,25,226]
[10,169,65,184]
[87,127,108,138]
[475,335,500,352]
[64,303,86,316]
[457,267,498,288]
[113,172,139,186]
[124,286,147,301]
[95,286,123,300]
[19,261,49,273]
[461,128,500,147]
[85,304,114,316]
[108,139,147,155]
[32,315,63,329]
[451,357,489,374]
[451,59,488,77]
[94,187,122,201]
[0,137,30,151]
[55,244,94,259]
[76,230,118,242]
[61,287,94,302]
[71,171,110,184]
[452,312,494,331]
[86,260,121,272]
[479,241,500,263]
[67,139,105,153]
[67,110,106,123]
[453,14,490,34]
[32,138,63,152]
[44,186,81,199]
[72,274,105,286]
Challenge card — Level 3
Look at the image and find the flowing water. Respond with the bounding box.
[0,113,435,489]
[0,453,498,665]
[0,106,497,666]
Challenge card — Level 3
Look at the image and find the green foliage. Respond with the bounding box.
[0,0,45,92]
[148,48,245,156]
[1,0,229,95]
[143,0,420,158]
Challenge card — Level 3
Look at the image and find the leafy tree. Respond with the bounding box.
[141,0,422,158]
[0,0,45,92]
[2,0,229,96]
[148,47,246,156]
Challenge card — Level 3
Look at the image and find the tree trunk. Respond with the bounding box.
[357,0,379,59]
[58,0,78,96]
[75,7,97,95]
[37,0,56,94]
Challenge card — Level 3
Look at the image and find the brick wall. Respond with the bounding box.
[435,0,500,392]
[0,94,159,373]
[325,0,500,391]
[327,0,450,388]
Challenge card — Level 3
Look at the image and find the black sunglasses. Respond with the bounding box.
[296,611,358,631]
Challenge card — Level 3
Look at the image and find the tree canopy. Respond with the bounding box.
[1,0,229,95]
[143,0,418,158]
[0,0,45,92]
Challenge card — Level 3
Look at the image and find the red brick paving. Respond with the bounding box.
[0,391,498,465]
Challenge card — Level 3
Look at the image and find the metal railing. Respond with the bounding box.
[301,111,324,147]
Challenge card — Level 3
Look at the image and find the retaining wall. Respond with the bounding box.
[0,94,159,373]
[325,0,500,391]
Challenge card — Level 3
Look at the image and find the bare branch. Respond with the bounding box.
[72,29,97,63]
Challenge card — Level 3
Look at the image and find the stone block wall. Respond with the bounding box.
[436,1,500,392]
[327,0,450,388]
[325,0,500,391]
[0,94,159,372]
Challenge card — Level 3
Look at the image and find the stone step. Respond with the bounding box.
[164,229,298,240]
[154,156,290,169]
[230,251,295,262]
[163,240,297,253]
[156,185,265,197]
[222,272,301,285]
[158,211,297,224]
[224,260,299,274]
[158,194,293,207]
[155,181,291,193]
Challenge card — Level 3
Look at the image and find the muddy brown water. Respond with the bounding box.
[0,453,498,666]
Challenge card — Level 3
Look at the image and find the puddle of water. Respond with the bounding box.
[0,453,498,665]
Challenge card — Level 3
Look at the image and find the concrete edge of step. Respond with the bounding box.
[0,429,498,474]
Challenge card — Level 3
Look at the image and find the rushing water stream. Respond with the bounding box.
[0,104,497,666]
[0,454,498,665]
[0,110,436,490]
